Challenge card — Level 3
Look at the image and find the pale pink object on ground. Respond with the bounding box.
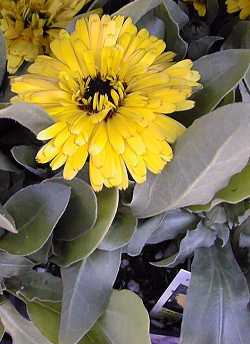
[151,334,179,344]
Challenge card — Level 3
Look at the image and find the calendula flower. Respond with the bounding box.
[184,0,206,16]
[11,14,200,191]
[0,0,91,73]
[226,0,250,19]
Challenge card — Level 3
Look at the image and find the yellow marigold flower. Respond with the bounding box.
[226,0,250,19]
[184,0,206,16]
[11,14,200,191]
[0,0,91,73]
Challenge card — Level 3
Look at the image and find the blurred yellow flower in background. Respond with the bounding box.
[0,0,91,73]
[11,14,200,191]
[184,0,206,16]
[226,0,250,19]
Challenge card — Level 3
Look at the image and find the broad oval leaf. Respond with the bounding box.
[132,103,250,218]
[0,300,53,344]
[60,249,121,344]
[81,290,151,344]
[0,103,54,135]
[11,145,47,177]
[176,49,250,126]
[99,206,138,251]
[53,187,119,266]
[180,243,250,344]
[0,182,71,255]
[50,177,98,241]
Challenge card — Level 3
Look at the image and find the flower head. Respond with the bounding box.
[226,0,250,19]
[184,0,206,16]
[11,14,200,191]
[0,0,91,73]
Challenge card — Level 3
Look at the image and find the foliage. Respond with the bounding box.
[0,0,250,344]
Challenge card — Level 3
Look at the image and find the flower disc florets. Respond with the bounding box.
[11,14,200,191]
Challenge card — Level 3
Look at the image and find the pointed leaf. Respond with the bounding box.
[0,104,54,135]
[132,103,250,218]
[0,204,16,233]
[0,182,71,255]
[180,243,250,344]
[0,32,6,87]
[152,222,217,268]
[0,300,53,344]
[60,249,121,344]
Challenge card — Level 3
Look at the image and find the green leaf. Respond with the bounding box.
[0,150,19,174]
[125,213,166,257]
[0,252,33,279]
[0,182,71,255]
[126,210,197,256]
[180,243,250,344]
[28,237,52,264]
[81,290,151,344]
[53,187,119,267]
[88,0,109,10]
[49,177,98,241]
[0,104,54,135]
[0,300,53,344]
[239,217,250,248]
[177,50,250,126]
[137,14,165,39]
[147,210,198,244]
[152,222,217,268]
[188,36,222,60]
[113,0,161,23]
[191,164,250,212]
[99,206,137,251]
[27,301,60,344]
[156,0,188,58]
[0,32,6,87]
[60,249,121,344]
[132,103,250,218]
[0,318,4,342]
[11,145,48,176]
[15,271,62,302]
[0,204,16,233]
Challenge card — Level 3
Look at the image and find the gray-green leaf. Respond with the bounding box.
[0,104,54,135]
[60,249,121,344]
[132,103,250,218]
[0,300,53,344]
[53,187,119,266]
[0,182,71,255]
[81,290,151,344]
[180,243,250,344]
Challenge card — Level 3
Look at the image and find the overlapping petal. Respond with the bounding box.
[11,14,200,191]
